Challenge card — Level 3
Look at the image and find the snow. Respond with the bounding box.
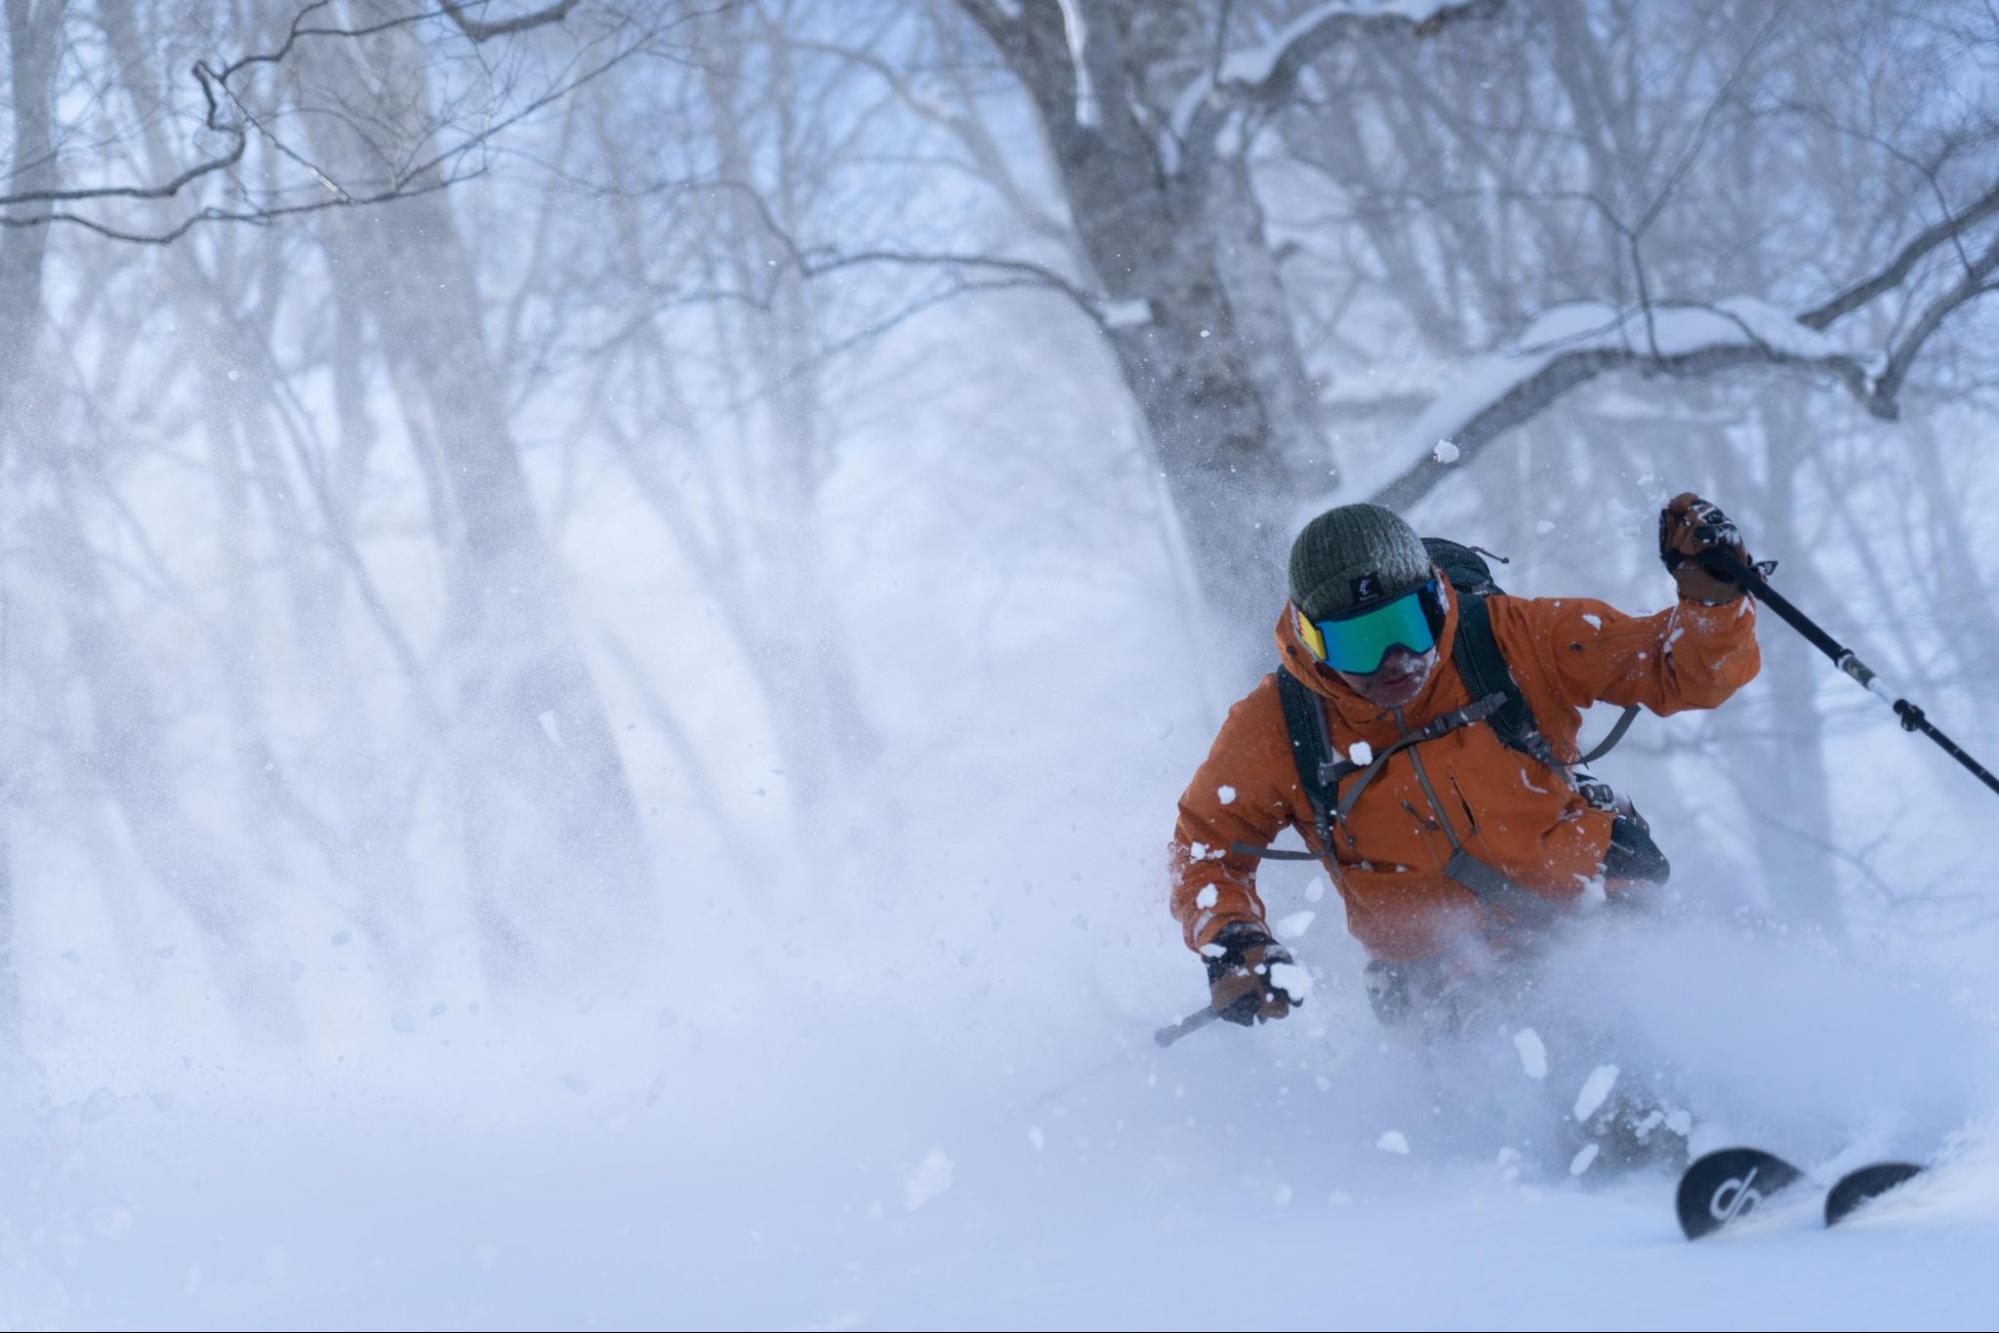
[902,1147,955,1211]
[1195,885,1219,909]
[1348,740,1374,765]
[1569,1143,1600,1176]
[1581,613,1602,630]
[1099,297,1152,329]
[1268,960,1314,1002]
[1536,519,1556,534]
[1055,0,1098,129]
[17,922,1999,1329]
[1212,109,1249,158]
[1574,1063,1621,1123]
[1162,73,1215,171]
[1219,1,1460,87]
[1218,784,1237,804]
[1277,909,1316,939]
[1513,1027,1549,1080]
[1432,438,1461,463]
[1165,1,1456,166]
[24,1098,1999,1327]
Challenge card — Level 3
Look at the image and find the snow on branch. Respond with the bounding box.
[1167,0,1498,172]
[1365,168,1999,508]
[1224,0,1464,87]
[1055,0,1100,128]
[1367,298,1875,509]
[440,1,579,43]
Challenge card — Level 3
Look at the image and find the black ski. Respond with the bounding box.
[1824,1161,1924,1227]
[1675,1147,1806,1240]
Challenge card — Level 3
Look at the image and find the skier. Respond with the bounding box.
[1171,496,1761,1037]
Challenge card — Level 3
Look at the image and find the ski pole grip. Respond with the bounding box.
[1698,548,1763,592]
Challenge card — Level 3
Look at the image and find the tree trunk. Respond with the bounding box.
[1728,395,1844,940]
[304,10,652,982]
[694,13,885,843]
[0,0,69,1059]
[967,2,1328,639]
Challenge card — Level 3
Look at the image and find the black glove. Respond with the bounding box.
[1204,923,1303,1026]
[1658,492,1754,605]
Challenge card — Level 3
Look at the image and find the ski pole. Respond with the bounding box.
[1009,1007,1217,1118]
[1703,550,1999,799]
[1153,1005,1221,1048]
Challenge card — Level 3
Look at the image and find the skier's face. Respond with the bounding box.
[1338,644,1436,709]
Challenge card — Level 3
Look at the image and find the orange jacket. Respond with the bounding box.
[1170,581,1760,962]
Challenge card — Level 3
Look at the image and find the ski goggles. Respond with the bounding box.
[1295,580,1444,675]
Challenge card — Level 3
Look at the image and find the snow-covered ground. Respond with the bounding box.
[13,404,1999,1329]
[12,937,1998,1330]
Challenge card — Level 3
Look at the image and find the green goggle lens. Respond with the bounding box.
[1312,585,1439,674]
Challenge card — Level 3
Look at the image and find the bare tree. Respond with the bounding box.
[292,6,657,981]
[936,1,1508,631]
[0,0,68,1055]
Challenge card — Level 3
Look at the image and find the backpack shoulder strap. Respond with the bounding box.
[1275,668,1341,808]
[1279,671,1343,819]
[1234,669,1357,863]
[1455,591,1640,769]
[1579,703,1641,765]
[1450,591,1567,773]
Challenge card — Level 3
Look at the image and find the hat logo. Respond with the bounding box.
[1351,572,1383,603]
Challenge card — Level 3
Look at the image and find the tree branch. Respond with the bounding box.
[1368,300,1874,510]
[798,246,1101,325]
[0,1,697,242]
[1174,0,1500,173]
[1798,177,1999,329]
[1367,156,1999,510]
[1866,235,1999,419]
[440,0,578,42]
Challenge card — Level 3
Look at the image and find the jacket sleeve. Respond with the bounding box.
[1169,675,1304,954]
[1501,592,1762,718]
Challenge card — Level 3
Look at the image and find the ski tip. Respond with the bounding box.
[1676,1147,1805,1241]
[1824,1161,1923,1228]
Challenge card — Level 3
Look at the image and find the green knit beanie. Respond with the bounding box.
[1288,503,1432,620]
